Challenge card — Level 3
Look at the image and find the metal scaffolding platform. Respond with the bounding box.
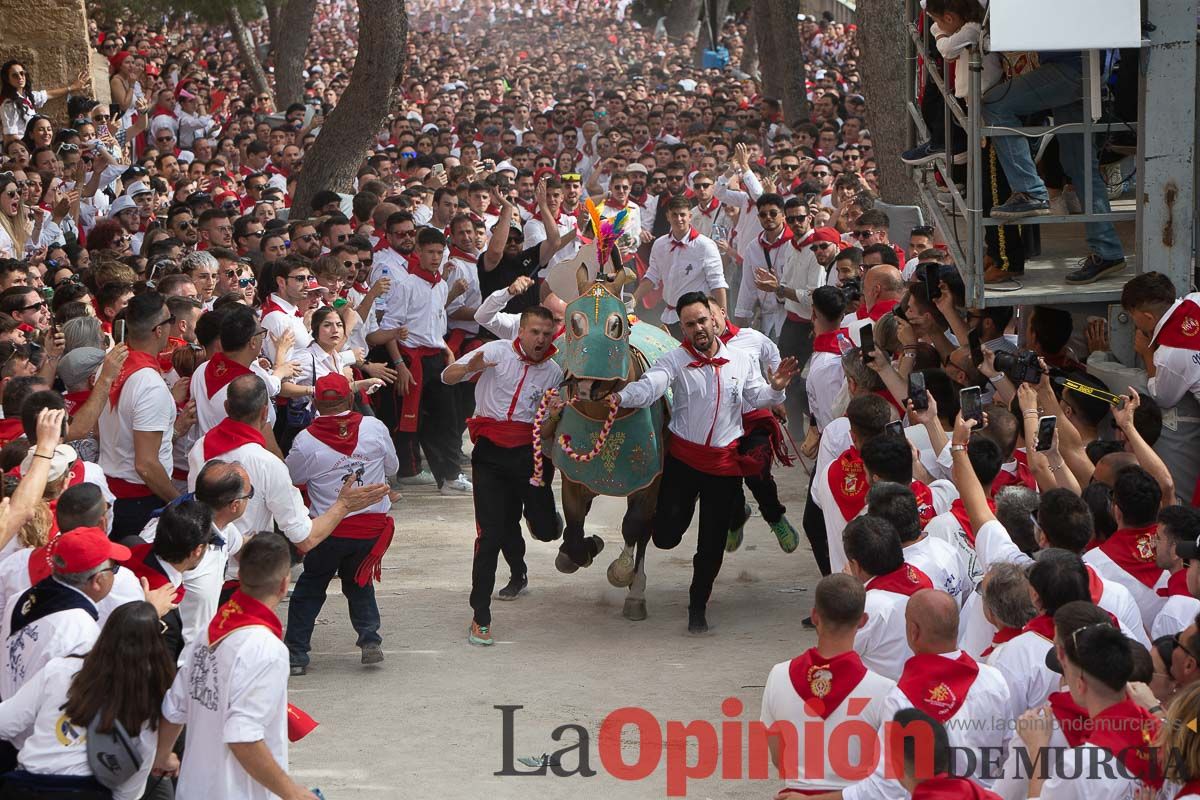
[902,0,1197,310]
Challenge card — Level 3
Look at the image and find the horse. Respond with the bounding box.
[535,273,674,621]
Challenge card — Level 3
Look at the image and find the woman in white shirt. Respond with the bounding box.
[0,173,31,259]
[0,601,174,799]
[290,305,384,398]
[0,61,86,143]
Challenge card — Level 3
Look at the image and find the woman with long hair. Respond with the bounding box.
[0,61,86,144]
[0,601,173,799]
[0,173,31,259]
[21,116,53,154]
[1155,680,1200,797]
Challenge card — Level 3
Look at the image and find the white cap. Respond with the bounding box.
[125,181,151,197]
[21,444,78,484]
[108,195,137,216]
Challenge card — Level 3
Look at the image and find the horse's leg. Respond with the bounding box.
[622,536,649,621]
[556,479,603,573]
[608,478,658,587]
[619,477,658,620]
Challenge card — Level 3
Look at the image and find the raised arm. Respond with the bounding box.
[950,413,997,531]
[1114,387,1176,506]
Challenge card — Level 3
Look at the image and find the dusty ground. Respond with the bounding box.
[286,460,824,800]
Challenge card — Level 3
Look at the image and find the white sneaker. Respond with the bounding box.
[399,470,436,486]
[440,474,474,494]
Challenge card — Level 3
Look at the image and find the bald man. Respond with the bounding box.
[838,590,1013,800]
[844,265,904,348]
[1092,451,1138,488]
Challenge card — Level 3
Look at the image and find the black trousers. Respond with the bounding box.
[284,535,383,667]
[778,317,813,425]
[737,426,786,525]
[110,495,162,541]
[469,439,560,626]
[394,352,461,484]
[652,453,743,612]
[801,483,831,576]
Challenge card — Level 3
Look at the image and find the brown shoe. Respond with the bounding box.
[984,265,1022,284]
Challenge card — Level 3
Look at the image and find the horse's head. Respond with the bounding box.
[561,281,631,401]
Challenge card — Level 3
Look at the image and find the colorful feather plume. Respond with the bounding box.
[594,207,628,267]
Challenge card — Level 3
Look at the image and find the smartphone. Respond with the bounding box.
[968,328,983,367]
[885,420,904,438]
[908,371,928,411]
[97,123,109,138]
[432,163,446,175]
[113,319,126,345]
[1035,415,1057,451]
[923,263,942,302]
[859,323,875,363]
[483,159,496,170]
[960,386,983,427]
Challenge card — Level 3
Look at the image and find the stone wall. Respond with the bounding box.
[0,0,95,126]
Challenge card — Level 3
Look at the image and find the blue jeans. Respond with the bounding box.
[982,61,1124,260]
[285,535,382,667]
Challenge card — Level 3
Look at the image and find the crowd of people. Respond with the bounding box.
[0,0,1191,796]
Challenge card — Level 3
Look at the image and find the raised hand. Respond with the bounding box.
[767,356,799,390]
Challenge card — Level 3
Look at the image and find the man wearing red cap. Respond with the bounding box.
[283,373,399,674]
[0,526,131,700]
[157,534,318,800]
[442,303,563,646]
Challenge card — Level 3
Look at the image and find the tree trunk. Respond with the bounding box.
[664,0,703,40]
[856,0,916,204]
[291,0,408,215]
[227,6,271,99]
[765,0,806,123]
[272,0,319,109]
[753,0,782,100]
[740,8,758,75]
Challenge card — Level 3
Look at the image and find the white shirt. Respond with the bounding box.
[474,287,523,341]
[987,629,1059,721]
[445,252,482,334]
[904,535,967,604]
[1,580,98,699]
[615,342,784,448]
[1082,545,1168,632]
[443,338,563,424]
[644,231,726,324]
[854,584,914,681]
[187,438,312,571]
[371,247,412,286]
[191,357,281,434]
[522,211,578,273]
[759,657,895,792]
[0,92,47,137]
[378,269,449,349]
[806,341,847,432]
[1038,743,1140,800]
[98,365,176,488]
[843,652,1012,800]
[778,244,826,322]
[141,518,243,664]
[925,510,985,588]
[260,294,313,365]
[722,325,781,377]
[286,412,398,516]
[0,656,157,800]
[1153,593,1200,639]
[291,343,354,389]
[734,231,794,339]
[163,625,289,800]
[1148,291,1200,409]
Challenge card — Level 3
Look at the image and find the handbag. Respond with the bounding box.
[85,715,142,790]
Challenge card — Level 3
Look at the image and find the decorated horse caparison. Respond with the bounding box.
[532,206,674,621]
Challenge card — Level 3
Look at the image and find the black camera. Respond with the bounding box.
[840,276,863,306]
[993,350,1044,384]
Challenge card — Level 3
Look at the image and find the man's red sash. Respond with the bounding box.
[109,350,161,408]
[467,417,534,449]
[667,435,756,477]
[396,346,444,433]
[121,543,186,604]
[330,513,395,586]
[1047,691,1091,747]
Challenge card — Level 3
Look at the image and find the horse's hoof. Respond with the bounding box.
[555,551,581,574]
[623,597,647,621]
[607,551,635,588]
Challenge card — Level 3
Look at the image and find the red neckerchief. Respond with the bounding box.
[718,322,740,344]
[122,543,186,604]
[669,227,700,251]
[448,245,475,263]
[787,648,868,719]
[514,339,557,364]
[948,498,996,547]
[910,776,1003,800]
[1085,699,1163,789]
[63,390,91,417]
[857,298,900,322]
[992,452,1037,494]
[1085,565,1104,604]
[1175,779,1200,798]
[1021,613,1056,641]
[261,295,302,319]
[1152,297,1200,351]
[1159,567,1191,598]
[157,336,187,373]
[109,350,161,408]
[758,226,794,253]
[516,198,538,214]
[911,480,936,527]
[980,626,1022,658]
[203,352,252,399]
[352,280,370,294]
[682,341,729,369]
[865,562,933,596]
[0,418,23,448]
[307,411,363,457]
[695,197,720,217]
[1098,525,1167,589]
[409,264,442,286]
[202,417,266,461]
[897,651,980,722]
[828,446,869,521]
[1047,691,1092,748]
[628,190,648,206]
[813,328,849,355]
[207,589,319,743]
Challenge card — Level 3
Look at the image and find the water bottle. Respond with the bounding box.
[836,331,852,355]
[374,266,389,321]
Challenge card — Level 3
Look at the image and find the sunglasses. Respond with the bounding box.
[693,182,713,190]
[649,177,667,183]
[288,274,314,282]
[390,229,416,237]
[56,143,79,154]
[239,277,256,288]
[812,242,837,250]
[786,215,807,224]
[297,233,318,242]
[91,113,110,122]
[852,230,882,239]
[757,209,782,219]
[812,171,830,178]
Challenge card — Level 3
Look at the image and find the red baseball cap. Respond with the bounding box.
[809,227,844,247]
[314,373,351,401]
[51,527,130,574]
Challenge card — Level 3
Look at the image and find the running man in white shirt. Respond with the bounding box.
[610,291,797,634]
[156,534,321,800]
